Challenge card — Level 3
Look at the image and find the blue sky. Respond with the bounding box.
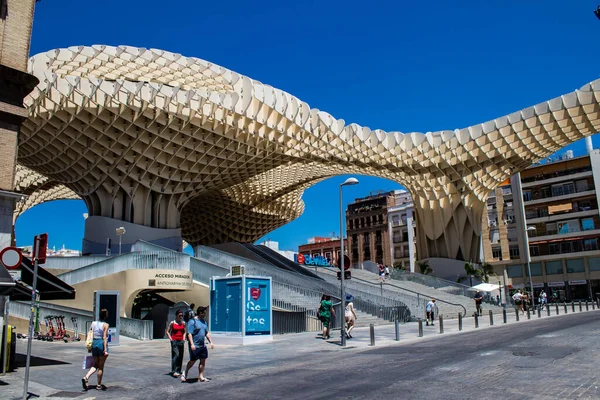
[16,1,600,252]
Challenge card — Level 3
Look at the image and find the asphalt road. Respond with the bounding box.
[160,312,600,400]
[5,311,600,400]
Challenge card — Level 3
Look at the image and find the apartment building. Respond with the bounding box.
[483,144,600,302]
[387,190,416,271]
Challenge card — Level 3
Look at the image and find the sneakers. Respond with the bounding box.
[180,373,186,383]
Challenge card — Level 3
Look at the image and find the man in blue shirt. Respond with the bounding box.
[474,290,483,316]
[181,306,214,383]
[426,298,436,326]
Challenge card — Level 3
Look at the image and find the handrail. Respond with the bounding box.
[312,266,467,317]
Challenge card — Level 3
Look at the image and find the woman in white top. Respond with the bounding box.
[344,294,357,339]
[82,308,109,391]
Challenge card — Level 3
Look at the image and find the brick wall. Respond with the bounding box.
[0,0,36,72]
[0,126,17,190]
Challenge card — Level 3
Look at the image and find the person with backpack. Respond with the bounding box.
[181,306,214,383]
[166,310,186,377]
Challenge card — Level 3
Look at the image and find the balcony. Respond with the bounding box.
[522,170,593,188]
[528,228,600,244]
[526,209,598,224]
[524,190,596,207]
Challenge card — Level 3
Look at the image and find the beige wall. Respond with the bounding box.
[50,269,208,318]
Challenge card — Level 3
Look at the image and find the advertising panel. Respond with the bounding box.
[145,269,192,290]
[245,277,271,336]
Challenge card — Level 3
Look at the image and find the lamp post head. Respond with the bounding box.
[116,227,126,236]
[341,177,359,187]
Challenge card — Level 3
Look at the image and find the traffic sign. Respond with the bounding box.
[0,246,22,270]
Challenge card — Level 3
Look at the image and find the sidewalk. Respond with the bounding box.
[1,304,598,399]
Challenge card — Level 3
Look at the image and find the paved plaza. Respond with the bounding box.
[2,307,599,399]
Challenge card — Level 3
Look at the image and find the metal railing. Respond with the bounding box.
[58,251,190,285]
[390,269,477,298]
[8,301,153,340]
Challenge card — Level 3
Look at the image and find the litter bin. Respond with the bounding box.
[1,324,16,373]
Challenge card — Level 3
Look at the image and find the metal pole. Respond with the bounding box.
[556,303,559,315]
[579,301,582,312]
[369,324,375,346]
[527,309,531,320]
[439,316,444,334]
[1,297,9,375]
[515,309,520,321]
[418,318,423,337]
[571,302,575,313]
[458,313,462,331]
[119,235,122,256]
[546,304,550,316]
[564,303,568,314]
[474,314,479,328]
[537,307,541,318]
[586,301,589,311]
[394,319,400,341]
[489,310,493,326]
[23,236,40,400]
[502,308,507,323]
[339,183,346,347]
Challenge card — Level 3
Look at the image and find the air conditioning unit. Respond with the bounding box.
[230,265,246,276]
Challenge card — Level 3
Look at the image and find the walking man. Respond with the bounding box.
[182,306,214,383]
[474,290,483,316]
[426,298,436,326]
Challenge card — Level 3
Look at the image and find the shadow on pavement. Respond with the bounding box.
[15,353,71,368]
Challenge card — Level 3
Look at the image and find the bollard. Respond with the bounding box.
[439,316,444,334]
[547,304,550,316]
[474,314,479,328]
[458,313,463,331]
[369,324,375,346]
[515,308,520,321]
[579,301,582,312]
[489,310,493,326]
[556,303,559,315]
[564,303,568,314]
[537,307,541,318]
[572,302,576,313]
[502,309,507,323]
[527,309,531,320]
[418,318,423,337]
[593,300,596,310]
[586,301,589,311]
[395,320,400,341]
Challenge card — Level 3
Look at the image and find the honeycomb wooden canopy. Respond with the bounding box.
[16,45,600,260]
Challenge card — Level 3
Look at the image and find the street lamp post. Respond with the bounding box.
[116,227,126,255]
[524,226,536,309]
[339,177,358,346]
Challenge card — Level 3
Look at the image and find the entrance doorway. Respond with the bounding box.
[131,290,175,339]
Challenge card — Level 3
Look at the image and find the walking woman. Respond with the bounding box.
[319,294,335,340]
[344,294,357,339]
[166,310,186,377]
[82,308,109,391]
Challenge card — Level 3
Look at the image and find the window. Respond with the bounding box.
[549,243,560,254]
[546,222,557,235]
[575,180,589,192]
[507,265,523,277]
[552,182,575,197]
[545,261,563,275]
[392,216,400,225]
[529,245,540,257]
[492,247,502,259]
[538,207,549,217]
[582,218,594,231]
[578,201,592,211]
[502,187,512,196]
[526,262,543,276]
[394,247,402,258]
[588,257,600,271]
[509,246,520,259]
[584,239,598,251]
[393,233,401,243]
[566,258,585,273]
[490,229,500,244]
[349,219,354,229]
[523,191,532,201]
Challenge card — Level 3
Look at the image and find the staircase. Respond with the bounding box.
[348,269,505,318]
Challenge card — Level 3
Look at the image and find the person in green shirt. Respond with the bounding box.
[318,294,336,340]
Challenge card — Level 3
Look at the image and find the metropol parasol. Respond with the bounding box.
[14,45,600,260]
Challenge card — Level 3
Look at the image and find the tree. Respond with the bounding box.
[457,260,482,287]
[477,260,494,283]
[417,260,432,275]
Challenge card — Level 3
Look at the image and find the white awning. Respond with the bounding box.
[471,283,499,292]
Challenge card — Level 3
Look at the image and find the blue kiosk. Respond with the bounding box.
[209,275,272,345]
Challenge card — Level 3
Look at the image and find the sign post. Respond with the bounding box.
[23,233,47,400]
[1,246,22,376]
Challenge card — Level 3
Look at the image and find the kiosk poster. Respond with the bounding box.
[245,278,271,335]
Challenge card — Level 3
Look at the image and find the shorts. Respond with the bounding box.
[189,345,208,361]
[91,338,107,357]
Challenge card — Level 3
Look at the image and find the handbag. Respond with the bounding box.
[85,323,94,351]
[82,355,94,369]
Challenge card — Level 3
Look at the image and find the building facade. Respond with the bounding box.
[297,237,343,265]
[483,144,600,302]
[346,192,394,268]
[387,190,416,271]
